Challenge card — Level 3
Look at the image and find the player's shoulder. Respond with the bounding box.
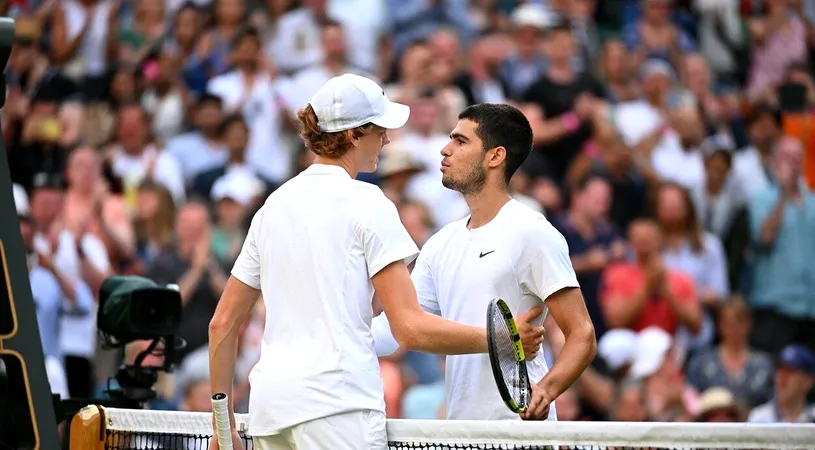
[503,200,564,242]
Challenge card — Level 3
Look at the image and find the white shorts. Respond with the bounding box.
[251,409,387,450]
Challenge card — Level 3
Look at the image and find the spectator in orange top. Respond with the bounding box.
[600,218,702,336]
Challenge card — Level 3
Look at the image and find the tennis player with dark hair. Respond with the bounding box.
[373,103,597,421]
[208,75,526,450]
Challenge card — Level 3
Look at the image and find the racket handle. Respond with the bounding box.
[212,393,234,450]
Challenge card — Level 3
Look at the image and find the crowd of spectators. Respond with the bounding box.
[5,0,815,438]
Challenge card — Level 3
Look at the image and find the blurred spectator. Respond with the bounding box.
[501,4,549,100]
[693,135,750,292]
[286,19,374,111]
[747,137,815,355]
[140,50,189,146]
[629,327,698,421]
[16,184,93,365]
[454,33,510,106]
[63,147,135,269]
[207,27,291,188]
[523,14,605,184]
[50,0,115,101]
[686,296,775,409]
[654,182,728,351]
[693,0,746,84]
[748,344,815,423]
[734,103,782,200]
[145,202,228,363]
[747,0,809,103]
[609,379,649,421]
[554,174,625,338]
[378,142,425,205]
[400,91,468,227]
[209,172,260,265]
[622,0,695,68]
[166,93,228,185]
[133,180,176,267]
[598,39,639,104]
[106,103,186,206]
[694,387,746,423]
[568,131,652,231]
[601,218,701,336]
[190,114,263,200]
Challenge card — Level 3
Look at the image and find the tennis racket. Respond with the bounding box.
[486,298,531,414]
[211,393,234,450]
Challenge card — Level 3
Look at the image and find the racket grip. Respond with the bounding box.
[212,393,234,450]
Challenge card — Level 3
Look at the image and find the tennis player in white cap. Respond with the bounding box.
[208,74,510,450]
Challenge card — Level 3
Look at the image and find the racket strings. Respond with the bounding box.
[490,310,524,407]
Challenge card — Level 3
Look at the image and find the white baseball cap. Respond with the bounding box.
[598,329,637,371]
[628,327,673,380]
[309,73,410,133]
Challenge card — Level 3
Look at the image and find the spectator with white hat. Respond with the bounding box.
[377,141,425,206]
[597,328,637,379]
[210,171,265,265]
[694,387,745,422]
[629,326,699,421]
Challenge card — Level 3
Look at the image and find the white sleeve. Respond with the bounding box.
[371,313,400,356]
[361,197,419,278]
[518,223,580,301]
[231,210,262,289]
[372,248,439,356]
[411,248,441,315]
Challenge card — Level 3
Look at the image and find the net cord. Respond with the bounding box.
[100,407,815,449]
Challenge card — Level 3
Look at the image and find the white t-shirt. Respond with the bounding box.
[231,164,419,435]
[373,199,579,420]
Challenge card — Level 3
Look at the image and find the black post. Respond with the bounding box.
[0,17,62,450]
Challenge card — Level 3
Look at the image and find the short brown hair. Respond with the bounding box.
[296,104,381,158]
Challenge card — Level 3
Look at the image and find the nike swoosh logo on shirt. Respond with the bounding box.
[479,250,495,258]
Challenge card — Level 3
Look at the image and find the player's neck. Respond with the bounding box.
[465,189,512,230]
[313,156,357,179]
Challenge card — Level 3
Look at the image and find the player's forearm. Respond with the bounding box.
[537,323,596,400]
[401,312,488,355]
[208,322,240,427]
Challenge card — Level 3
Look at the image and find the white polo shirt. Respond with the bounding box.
[373,199,579,420]
[231,163,419,435]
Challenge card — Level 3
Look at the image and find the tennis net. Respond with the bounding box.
[71,405,815,450]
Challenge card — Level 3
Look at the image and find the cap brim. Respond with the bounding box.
[371,102,410,130]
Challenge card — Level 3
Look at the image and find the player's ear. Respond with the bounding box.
[487,146,506,169]
[347,129,360,147]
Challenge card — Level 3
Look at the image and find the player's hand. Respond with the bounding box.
[517,306,545,360]
[521,383,551,421]
[208,429,242,450]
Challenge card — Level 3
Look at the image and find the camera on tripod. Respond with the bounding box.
[54,275,185,422]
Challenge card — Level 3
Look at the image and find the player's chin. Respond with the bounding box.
[360,160,378,174]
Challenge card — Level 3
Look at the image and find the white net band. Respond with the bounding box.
[94,407,815,450]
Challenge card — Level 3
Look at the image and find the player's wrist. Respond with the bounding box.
[534,377,558,402]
